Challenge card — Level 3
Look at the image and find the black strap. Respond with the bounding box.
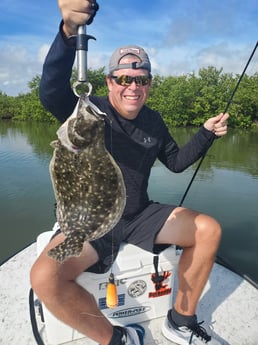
[152,255,164,290]
[87,2,99,25]
[29,288,45,345]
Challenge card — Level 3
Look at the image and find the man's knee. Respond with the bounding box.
[30,243,100,301]
[30,258,58,300]
[196,214,222,246]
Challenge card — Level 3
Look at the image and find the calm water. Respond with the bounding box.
[1,121,258,284]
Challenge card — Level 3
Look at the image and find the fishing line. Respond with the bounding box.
[106,117,119,309]
[80,312,105,318]
[108,118,115,277]
[179,41,258,206]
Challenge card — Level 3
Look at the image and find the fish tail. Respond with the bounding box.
[47,232,85,263]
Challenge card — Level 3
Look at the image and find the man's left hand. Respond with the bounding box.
[204,112,229,137]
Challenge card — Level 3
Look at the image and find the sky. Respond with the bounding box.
[0,0,257,96]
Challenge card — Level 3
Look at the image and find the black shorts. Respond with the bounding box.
[52,202,176,273]
[88,202,175,273]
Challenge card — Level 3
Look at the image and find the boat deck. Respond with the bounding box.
[1,243,258,345]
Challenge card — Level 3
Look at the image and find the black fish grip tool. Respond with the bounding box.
[73,4,99,97]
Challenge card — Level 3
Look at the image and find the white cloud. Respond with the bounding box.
[0,0,257,96]
[195,42,258,75]
[0,41,51,96]
[38,44,51,64]
[1,39,257,97]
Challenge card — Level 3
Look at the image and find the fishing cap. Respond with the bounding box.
[109,45,151,74]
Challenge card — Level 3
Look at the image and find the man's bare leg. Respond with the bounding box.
[155,207,222,315]
[30,233,113,345]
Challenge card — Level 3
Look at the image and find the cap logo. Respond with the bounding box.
[119,47,140,55]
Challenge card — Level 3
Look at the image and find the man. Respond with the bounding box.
[30,1,229,344]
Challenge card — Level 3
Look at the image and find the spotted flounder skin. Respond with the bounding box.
[48,94,126,262]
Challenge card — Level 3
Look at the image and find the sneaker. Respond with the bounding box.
[117,324,145,345]
[162,311,221,345]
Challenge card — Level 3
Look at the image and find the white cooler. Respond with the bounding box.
[36,228,179,345]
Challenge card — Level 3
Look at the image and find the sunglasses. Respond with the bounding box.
[110,75,151,86]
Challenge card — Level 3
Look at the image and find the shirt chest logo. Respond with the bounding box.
[143,137,152,144]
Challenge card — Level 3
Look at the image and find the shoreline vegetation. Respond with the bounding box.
[0,66,257,128]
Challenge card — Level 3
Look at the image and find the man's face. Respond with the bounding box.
[106,56,151,120]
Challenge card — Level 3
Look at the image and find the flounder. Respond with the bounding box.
[48,94,126,262]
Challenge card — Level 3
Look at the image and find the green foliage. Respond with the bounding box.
[147,67,257,128]
[0,76,57,123]
[0,92,14,119]
[0,67,257,128]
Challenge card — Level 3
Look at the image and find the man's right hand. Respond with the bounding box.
[58,0,98,37]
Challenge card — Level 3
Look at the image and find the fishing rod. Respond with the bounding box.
[179,41,258,206]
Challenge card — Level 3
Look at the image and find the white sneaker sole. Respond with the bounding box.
[162,319,189,345]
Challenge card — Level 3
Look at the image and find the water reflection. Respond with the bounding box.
[0,121,258,285]
[151,127,258,284]
[0,120,58,159]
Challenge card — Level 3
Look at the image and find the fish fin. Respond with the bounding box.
[47,232,85,263]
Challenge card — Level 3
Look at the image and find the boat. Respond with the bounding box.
[1,224,258,345]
